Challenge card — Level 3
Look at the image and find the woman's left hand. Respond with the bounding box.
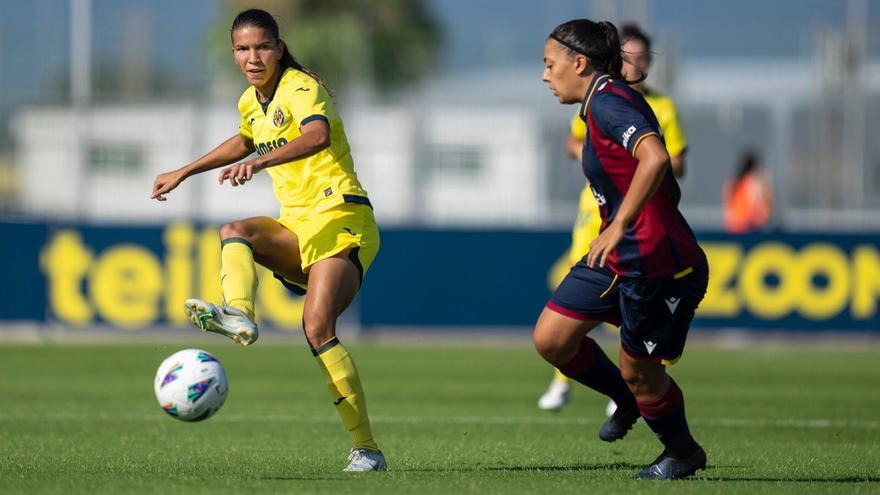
[219,160,262,186]
[586,220,626,268]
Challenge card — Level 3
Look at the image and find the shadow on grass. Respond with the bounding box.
[397,462,643,473]
[701,476,880,484]
[261,476,350,481]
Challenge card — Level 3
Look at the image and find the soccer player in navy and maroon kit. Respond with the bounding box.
[535,19,710,480]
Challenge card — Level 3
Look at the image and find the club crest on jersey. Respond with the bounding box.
[273,107,286,128]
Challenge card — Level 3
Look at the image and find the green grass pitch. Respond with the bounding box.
[1,339,878,494]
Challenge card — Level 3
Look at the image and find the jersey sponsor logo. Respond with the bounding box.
[622,125,637,148]
[324,187,333,197]
[295,87,310,92]
[333,396,347,406]
[589,184,607,206]
[665,296,681,314]
[273,107,286,128]
[248,117,256,127]
[644,340,658,355]
[343,227,356,236]
[255,138,289,156]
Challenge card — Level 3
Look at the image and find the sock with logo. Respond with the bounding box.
[313,336,379,451]
[638,378,698,458]
[220,238,258,320]
[559,337,637,410]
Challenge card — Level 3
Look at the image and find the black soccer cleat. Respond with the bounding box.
[598,403,640,442]
[634,445,707,480]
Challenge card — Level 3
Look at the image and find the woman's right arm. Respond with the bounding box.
[151,134,254,201]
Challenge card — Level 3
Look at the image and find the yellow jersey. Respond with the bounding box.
[237,67,369,217]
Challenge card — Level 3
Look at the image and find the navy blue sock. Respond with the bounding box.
[638,378,698,458]
[559,337,637,410]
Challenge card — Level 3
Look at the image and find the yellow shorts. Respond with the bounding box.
[274,200,380,294]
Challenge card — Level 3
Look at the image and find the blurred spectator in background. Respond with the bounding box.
[722,150,773,233]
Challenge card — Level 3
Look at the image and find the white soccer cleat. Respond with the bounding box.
[538,379,571,411]
[343,448,387,472]
[183,298,258,347]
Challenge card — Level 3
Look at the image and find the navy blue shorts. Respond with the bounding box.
[547,258,709,363]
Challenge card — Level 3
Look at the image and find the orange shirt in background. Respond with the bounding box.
[723,172,772,233]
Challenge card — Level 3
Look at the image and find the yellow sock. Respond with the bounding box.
[220,238,257,320]
[554,368,572,384]
[314,337,379,452]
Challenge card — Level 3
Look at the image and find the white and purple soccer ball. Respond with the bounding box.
[154,349,228,422]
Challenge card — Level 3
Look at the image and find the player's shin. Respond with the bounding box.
[220,238,257,320]
[559,337,637,409]
[313,336,379,452]
[637,378,699,458]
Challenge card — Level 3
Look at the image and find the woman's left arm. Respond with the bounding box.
[586,135,669,268]
[218,120,331,186]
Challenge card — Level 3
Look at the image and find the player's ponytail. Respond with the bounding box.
[548,19,645,85]
[231,8,334,95]
[278,43,335,96]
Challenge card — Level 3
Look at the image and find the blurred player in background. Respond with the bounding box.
[538,23,689,412]
[150,8,386,472]
[723,149,773,233]
[535,19,708,479]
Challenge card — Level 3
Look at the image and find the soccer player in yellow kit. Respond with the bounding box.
[150,9,386,472]
[538,23,688,412]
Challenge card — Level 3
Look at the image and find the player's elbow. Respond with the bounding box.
[565,135,583,161]
[310,129,331,151]
[670,155,685,178]
[642,148,670,175]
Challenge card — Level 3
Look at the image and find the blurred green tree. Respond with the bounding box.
[207,0,442,93]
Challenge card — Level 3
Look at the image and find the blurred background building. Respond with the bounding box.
[3,0,879,229]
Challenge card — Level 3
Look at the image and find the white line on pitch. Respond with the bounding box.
[0,413,876,430]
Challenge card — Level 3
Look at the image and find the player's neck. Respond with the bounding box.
[255,68,283,103]
[577,70,599,98]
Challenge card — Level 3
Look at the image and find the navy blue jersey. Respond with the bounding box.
[579,73,704,279]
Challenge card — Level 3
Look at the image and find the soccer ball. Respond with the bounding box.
[154,349,228,422]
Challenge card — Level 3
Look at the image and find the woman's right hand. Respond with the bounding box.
[151,169,186,201]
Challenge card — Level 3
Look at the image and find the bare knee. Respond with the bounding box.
[220,221,255,242]
[302,311,335,348]
[533,324,576,367]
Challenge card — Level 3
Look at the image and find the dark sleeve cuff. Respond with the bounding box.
[300,114,329,127]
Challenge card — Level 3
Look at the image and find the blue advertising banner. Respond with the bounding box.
[360,229,880,332]
[5,222,306,331]
[1,220,878,332]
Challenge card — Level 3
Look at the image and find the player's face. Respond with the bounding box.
[621,38,650,82]
[542,39,588,104]
[231,26,283,89]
